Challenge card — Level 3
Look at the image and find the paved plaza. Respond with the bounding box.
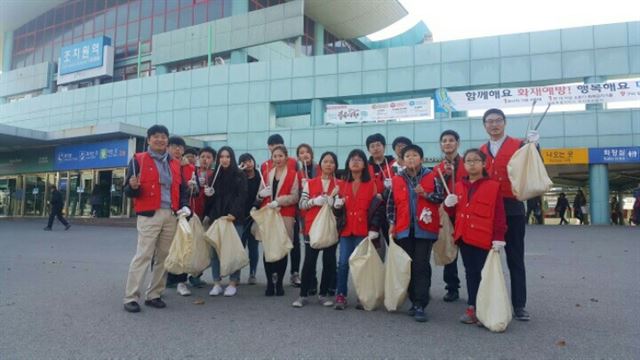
[0,219,638,359]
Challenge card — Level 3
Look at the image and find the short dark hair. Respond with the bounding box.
[366,133,386,149]
[296,143,314,159]
[318,151,338,178]
[482,108,506,123]
[267,134,285,146]
[392,136,412,150]
[199,146,216,158]
[439,129,460,142]
[344,149,371,183]
[184,148,198,156]
[238,152,255,165]
[168,136,186,147]
[147,124,169,138]
[463,148,489,177]
[401,144,424,159]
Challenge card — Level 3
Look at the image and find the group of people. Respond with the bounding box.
[121,107,535,325]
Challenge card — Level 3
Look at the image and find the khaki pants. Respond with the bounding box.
[124,209,177,304]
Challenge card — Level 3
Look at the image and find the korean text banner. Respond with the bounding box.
[588,147,640,164]
[542,148,589,165]
[54,139,129,171]
[324,98,431,124]
[59,36,111,75]
[435,80,640,112]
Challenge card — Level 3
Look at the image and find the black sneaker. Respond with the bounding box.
[407,304,418,316]
[443,290,459,302]
[43,227,52,231]
[65,224,71,230]
[144,298,166,309]
[514,307,530,321]
[414,307,428,322]
[124,301,140,313]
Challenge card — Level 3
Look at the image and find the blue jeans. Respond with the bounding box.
[210,223,243,283]
[336,236,364,296]
[241,221,259,276]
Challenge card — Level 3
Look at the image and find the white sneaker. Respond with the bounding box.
[292,297,308,308]
[319,296,334,307]
[209,284,223,296]
[176,282,191,296]
[223,285,237,297]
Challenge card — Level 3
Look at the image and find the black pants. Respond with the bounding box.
[396,237,433,308]
[47,207,69,228]
[558,209,568,224]
[505,215,527,308]
[443,254,460,291]
[300,239,336,297]
[167,272,188,284]
[290,219,301,275]
[459,242,489,306]
[264,255,288,290]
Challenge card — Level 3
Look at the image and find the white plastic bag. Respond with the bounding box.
[433,205,458,265]
[507,143,553,201]
[250,207,292,262]
[476,249,513,332]
[349,237,385,311]
[309,204,339,249]
[383,237,411,311]
[204,218,249,276]
[165,215,211,275]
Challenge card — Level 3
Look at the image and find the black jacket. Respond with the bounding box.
[50,190,64,210]
[205,167,247,224]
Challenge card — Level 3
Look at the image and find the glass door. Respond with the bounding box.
[110,169,126,217]
[24,174,46,216]
[0,177,20,216]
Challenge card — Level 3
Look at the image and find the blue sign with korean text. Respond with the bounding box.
[54,139,129,171]
[588,147,640,164]
[59,36,111,75]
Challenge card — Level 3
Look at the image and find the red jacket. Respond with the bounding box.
[368,156,395,195]
[132,152,183,213]
[339,180,377,237]
[302,176,340,235]
[433,155,467,193]
[390,171,441,236]
[261,166,298,218]
[452,178,506,250]
[480,136,523,200]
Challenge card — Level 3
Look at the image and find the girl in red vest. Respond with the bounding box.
[257,145,300,296]
[333,149,384,310]
[387,144,445,322]
[292,151,341,308]
[444,148,507,324]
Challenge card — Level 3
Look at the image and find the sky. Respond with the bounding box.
[368,0,640,42]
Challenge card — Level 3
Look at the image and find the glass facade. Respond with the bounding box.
[12,0,232,70]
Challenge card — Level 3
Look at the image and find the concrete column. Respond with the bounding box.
[155,64,168,75]
[230,0,249,64]
[584,76,606,111]
[311,99,324,126]
[313,23,324,56]
[588,163,610,225]
[3,30,13,73]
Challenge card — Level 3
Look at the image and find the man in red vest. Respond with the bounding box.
[479,108,538,321]
[122,125,191,313]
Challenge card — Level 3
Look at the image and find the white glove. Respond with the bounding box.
[367,231,379,240]
[258,186,272,198]
[188,174,198,189]
[204,186,215,197]
[333,197,344,209]
[526,130,540,143]
[238,163,246,170]
[383,178,392,189]
[267,200,279,209]
[492,240,506,250]
[177,206,191,217]
[312,196,327,207]
[444,194,458,207]
[420,208,433,224]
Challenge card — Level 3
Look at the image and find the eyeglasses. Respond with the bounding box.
[349,158,364,163]
[464,159,484,164]
[484,118,505,125]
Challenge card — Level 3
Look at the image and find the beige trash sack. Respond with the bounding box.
[507,142,553,201]
[250,207,292,262]
[383,237,411,311]
[165,215,211,275]
[204,218,249,276]
[433,205,458,265]
[476,249,513,332]
[349,236,385,311]
[309,204,339,249]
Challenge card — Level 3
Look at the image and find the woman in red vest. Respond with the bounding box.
[292,151,341,308]
[444,148,507,324]
[257,145,300,296]
[387,144,445,322]
[333,149,384,310]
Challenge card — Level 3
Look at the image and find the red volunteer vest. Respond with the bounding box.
[368,159,395,195]
[434,156,467,192]
[480,136,523,199]
[133,152,182,213]
[391,171,441,236]
[261,167,297,218]
[303,176,339,235]
[453,179,501,250]
[339,180,376,237]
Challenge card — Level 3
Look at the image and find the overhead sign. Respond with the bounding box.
[0,149,55,175]
[54,139,129,171]
[542,148,589,165]
[325,97,431,124]
[435,80,640,112]
[59,37,110,75]
[589,147,640,164]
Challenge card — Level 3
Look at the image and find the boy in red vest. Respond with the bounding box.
[479,108,538,321]
[122,125,191,313]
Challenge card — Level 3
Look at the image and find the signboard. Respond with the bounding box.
[435,80,640,112]
[588,147,640,164]
[542,148,589,165]
[324,97,431,124]
[59,37,110,75]
[0,149,55,175]
[54,139,129,171]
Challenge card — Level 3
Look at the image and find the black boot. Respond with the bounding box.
[443,289,459,302]
[265,272,276,296]
[276,272,285,296]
